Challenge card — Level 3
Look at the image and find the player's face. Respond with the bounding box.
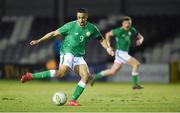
[122,20,132,29]
[77,12,88,27]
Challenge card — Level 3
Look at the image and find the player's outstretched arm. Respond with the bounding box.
[100,31,114,56]
[105,31,113,47]
[99,37,114,56]
[30,30,61,46]
[136,33,144,46]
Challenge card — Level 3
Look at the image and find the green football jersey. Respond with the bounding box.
[58,21,102,57]
[112,27,138,52]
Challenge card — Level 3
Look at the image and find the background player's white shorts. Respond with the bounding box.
[114,50,132,64]
[59,53,87,69]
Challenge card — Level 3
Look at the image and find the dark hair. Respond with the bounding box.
[122,16,132,22]
[77,8,88,14]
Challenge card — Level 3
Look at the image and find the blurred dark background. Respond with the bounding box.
[0,0,179,82]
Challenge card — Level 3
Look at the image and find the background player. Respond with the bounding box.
[20,8,114,106]
[90,16,144,89]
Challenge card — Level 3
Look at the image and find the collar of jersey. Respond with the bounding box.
[76,20,88,28]
[120,27,131,32]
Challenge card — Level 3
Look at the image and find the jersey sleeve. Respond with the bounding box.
[111,28,118,37]
[92,25,103,40]
[58,22,71,37]
[131,27,138,37]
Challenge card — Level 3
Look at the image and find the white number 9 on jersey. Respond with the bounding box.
[80,36,84,42]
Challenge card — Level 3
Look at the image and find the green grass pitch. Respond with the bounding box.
[0,80,180,112]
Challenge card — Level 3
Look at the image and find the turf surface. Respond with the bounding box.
[0,80,180,112]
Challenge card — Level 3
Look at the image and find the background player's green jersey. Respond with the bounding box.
[58,21,102,57]
[112,27,138,52]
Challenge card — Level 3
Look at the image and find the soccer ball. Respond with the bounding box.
[52,92,67,106]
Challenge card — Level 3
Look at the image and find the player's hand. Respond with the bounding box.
[107,47,115,56]
[30,40,40,45]
[136,39,143,46]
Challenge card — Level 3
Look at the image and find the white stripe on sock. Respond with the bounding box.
[132,72,139,76]
[78,81,86,88]
[100,72,105,77]
[50,70,56,77]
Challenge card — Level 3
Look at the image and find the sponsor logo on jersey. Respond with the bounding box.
[122,33,130,40]
[122,34,126,37]
[75,33,79,35]
[125,36,129,40]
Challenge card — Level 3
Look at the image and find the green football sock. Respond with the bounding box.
[95,72,104,80]
[131,72,139,85]
[71,81,86,100]
[32,70,56,79]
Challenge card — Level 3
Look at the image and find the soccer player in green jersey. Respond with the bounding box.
[90,16,144,89]
[20,8,114,106]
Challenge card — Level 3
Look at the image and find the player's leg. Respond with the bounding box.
[56,53,73,77]
[21,53,72,83]
[126,57,143,89]
[95,62,122,78]
[21,64,69,83]
[71,64,89,99]
[90,50,124,86]
[66,57,89,106]
[20,70,55,83]
[90,62,122,86]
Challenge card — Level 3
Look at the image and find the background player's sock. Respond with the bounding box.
[32,70,56,79]
[71,81,86,100]
[95,72,104,80]
[131,72,139,85]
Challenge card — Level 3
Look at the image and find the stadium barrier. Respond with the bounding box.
[1,63,174,83]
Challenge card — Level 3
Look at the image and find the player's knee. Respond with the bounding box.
[81,73,90,82]
[137,62,140,67]
[112,70,118,75]
[135,62,140,68]
[55,69,67,77]
[84,74,90,80]
[131,62,140,69]
[109,69,118,76]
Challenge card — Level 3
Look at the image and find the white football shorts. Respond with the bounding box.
[59,53,87,69]
[114,49,132,64]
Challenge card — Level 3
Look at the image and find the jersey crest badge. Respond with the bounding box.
[86,32,91,37]
[128,32,132,36]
